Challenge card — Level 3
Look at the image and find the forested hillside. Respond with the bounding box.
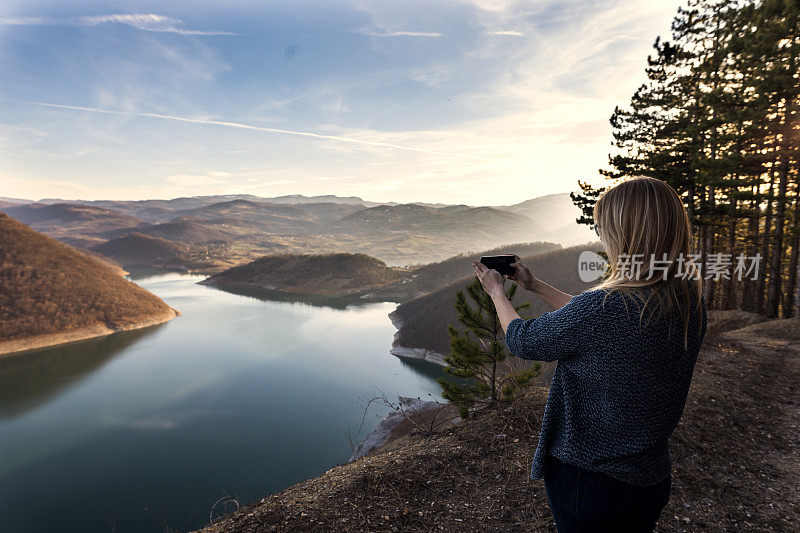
[202,252,404,295]
[390,244,603,356]
[93,233,191,263]
[0,214,175,349]
[365,241,561,301]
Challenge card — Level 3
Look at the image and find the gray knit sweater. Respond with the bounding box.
[505,288,706,486]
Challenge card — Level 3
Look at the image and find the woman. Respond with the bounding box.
[472,177,706,532]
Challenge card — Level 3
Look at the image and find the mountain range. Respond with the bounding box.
[0,192,594,269]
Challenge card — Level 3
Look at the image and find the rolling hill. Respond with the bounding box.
[493,193,595,245]
[0,214,177,356]
[93,233,191,263]
[177,199,367,234]
[325,203,538,238]
[36,195,275,222]
[92,233,234,272]
[100,220,233,244]
[202,252,405,296]
[7,192,597,268]
[363,241,562,301]
[0,197,31,206]
[258,194,375,206]
[38,194,380,222]
[1,203,149,239]
[317,203,550,264]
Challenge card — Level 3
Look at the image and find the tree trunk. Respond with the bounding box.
[490,359,497,404]
[757,160,777,314]
[784,193,800,317]
[742,193,761,312]
[724,198,738,309]
[767,161,788,317]
[704,185,717,308]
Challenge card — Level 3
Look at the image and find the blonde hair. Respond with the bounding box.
[593,177,703,348]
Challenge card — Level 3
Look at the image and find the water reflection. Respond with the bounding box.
[0,326,163,420]
[201,282,373,310]
[0,268,447,533]
[396,355,448,381]
[123,265,190,281]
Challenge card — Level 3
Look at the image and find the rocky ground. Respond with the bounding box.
[199,312,800,532]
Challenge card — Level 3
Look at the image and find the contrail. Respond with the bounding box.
[18,100,460,157]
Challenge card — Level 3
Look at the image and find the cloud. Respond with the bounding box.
[17,100,469,157]
[355,30,442,37]
[105,409,233,431]
[0,13,236,36]
[0,173,144,200]
[0,0,685,204]
[0,170,299,201]
[165,172,229,186]
[121,417,181,431]
[458,0,523,13]
[0,16,44,25]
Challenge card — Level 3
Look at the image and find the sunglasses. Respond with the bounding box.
[592,223,601,236]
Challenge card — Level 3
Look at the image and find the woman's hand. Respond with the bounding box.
[508,255,535,290]
[473,260,505,297]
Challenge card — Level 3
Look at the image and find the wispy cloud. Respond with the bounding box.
[0,13,236,36]
[0,170,299,201]
[166,172,230,186]
[17,100,465,157]
[105,409,234,431]
[0,0,684,204]
[354,29,442,37]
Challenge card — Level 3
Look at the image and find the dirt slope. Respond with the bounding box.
[199,314,799,532]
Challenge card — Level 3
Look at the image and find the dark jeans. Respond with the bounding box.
[543,455,671,532]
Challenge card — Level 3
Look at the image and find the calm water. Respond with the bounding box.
[0,270,446,532]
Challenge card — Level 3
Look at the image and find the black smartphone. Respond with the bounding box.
[480,254,516,276]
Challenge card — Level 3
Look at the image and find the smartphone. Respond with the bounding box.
[480,254,516,276]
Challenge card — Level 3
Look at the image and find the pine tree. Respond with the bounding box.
[438,278,541,419]
[570,181,606,225]
[569,0,800,317]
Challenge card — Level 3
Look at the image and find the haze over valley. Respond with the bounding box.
[0,192,594,269]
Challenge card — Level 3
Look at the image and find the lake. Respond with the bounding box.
[0,270,446,532]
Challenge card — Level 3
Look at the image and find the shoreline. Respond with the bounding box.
[199,277,401,299]
[387,309,448,367]
[0,308,179,358]
[350,397,430,461]
[347,312,452,461]
[351,397,461,461]
[199,280,380,309]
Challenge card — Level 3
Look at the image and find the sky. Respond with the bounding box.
[0,0,682,205]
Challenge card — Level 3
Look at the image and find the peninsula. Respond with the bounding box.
[0,214,178,356]
[200,252,405,296]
